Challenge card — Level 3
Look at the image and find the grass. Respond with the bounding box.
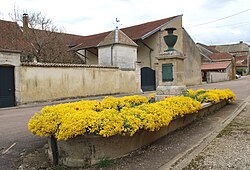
[97,158,113,168]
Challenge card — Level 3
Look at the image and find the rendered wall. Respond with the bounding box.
[19,65,139,104]
[98,44,137,69]
[207,72,229,83]
[182,29,202,85]
[77,49,98,65]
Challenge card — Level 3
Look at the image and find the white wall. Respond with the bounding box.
[207,72,229,83]
[98,44,137,69]
[19,64,140,104]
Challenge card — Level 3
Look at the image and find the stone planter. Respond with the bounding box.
[48,100,227,167]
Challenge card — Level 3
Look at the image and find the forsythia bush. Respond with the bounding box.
[28,89,235,140]
[186,88,236,103]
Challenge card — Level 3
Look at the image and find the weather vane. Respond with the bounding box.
[115,18,120,29]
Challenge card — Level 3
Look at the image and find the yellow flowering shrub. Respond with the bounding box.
[185,88,236,103]
[28,95,202,140]
[28,89,235,140]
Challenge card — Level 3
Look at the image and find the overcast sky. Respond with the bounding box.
[1,0,250,45]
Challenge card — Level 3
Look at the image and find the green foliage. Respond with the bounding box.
[97,158,113,168]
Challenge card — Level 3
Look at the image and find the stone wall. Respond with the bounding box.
[19,63,140,104]
[182,29,202,85]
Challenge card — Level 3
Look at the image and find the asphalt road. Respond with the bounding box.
[0,76,249,170]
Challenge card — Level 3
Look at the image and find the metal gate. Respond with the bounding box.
[141,67,156,91]
[0,66,15,108]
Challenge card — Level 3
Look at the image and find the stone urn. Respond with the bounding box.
[164,27,177,51]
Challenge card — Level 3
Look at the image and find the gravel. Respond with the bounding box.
[184,102,250,170]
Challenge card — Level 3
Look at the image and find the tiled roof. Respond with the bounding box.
[236,55,248,67]
[73,15,180,50]
[0,19,86,64]
[209,52,233,61]
[215,42,249,53]
[197,43,219,53]
[98,29,138,47]
[201,61,231,70]
[0,19,84,51]
[1,15,180,60]
[0,19,31,52]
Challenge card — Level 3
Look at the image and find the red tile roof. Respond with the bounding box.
[236,55,248,67]
[0,19,84,51]
[73,15,180,50]
[197,43,220,53]
[207,45,218,53]
[1,15,180,53]
[209,52,233,61]
[201,61,231,70]
[0,19,31,51]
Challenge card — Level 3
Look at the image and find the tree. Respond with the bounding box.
[9,10,84,64]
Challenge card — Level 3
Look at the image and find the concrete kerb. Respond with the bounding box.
[0,91,155,111]
[157,95,250,170]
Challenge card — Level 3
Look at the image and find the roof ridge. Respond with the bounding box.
[79,15,180,38]
[121,15,180,30]
[0,19,17,24]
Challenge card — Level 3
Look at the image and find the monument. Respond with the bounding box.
[155,27,186,101]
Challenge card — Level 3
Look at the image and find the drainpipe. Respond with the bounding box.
[111,44,114,66]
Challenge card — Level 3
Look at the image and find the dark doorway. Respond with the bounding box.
[0,66,15,108]
[141,67,156,91]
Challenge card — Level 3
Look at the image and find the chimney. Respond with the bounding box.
[23,13,29,33]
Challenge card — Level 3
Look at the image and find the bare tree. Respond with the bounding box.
[9,10,83,64]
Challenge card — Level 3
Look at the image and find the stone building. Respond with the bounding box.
[197,43,236,83]
[214,41,250,75]
[73,15,202,90]
[0,14,202,107]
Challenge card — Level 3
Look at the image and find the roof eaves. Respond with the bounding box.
[200,52,212,61]
[141,15,182,40]
[197,43,214,55]
[0,48,22,53]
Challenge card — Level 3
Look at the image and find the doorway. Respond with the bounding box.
[0,66,15,108]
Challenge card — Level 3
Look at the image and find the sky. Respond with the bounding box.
[0,0,250,45]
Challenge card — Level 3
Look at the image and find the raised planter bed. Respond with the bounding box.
[48,100,227,167]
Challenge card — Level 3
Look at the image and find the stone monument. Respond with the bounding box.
[155,27,186,101]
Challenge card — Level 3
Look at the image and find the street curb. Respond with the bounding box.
[157,96,250,170]
[0,91,154,111]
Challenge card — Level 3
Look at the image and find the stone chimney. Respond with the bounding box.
[23,13,29,34]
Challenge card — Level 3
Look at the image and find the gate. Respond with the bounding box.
[0,66,15,108]
[141,67,156,91]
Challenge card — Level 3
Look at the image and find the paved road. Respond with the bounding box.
[0,106,45,170]
[0,76,249,170]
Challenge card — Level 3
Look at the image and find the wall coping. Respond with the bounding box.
[21,62,119,69]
